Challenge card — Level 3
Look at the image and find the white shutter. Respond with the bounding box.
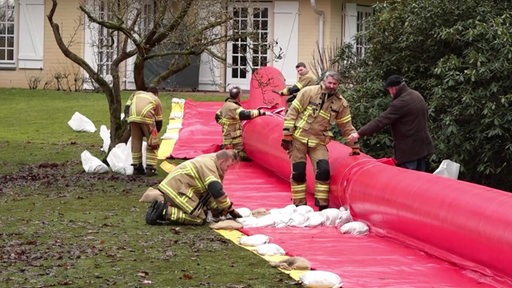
[344,3,357,45]
[274,1,299,86]
[18,0,44,69]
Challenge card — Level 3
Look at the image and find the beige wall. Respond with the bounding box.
[0,0,381,90]
[0,1,83,89]
[296,0,379,70]
[297,0,346,68]
[297,0,322,66]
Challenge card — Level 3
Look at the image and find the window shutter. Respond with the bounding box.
[274,1,299,86]
[18,0,45,69]
[343,3,357,45]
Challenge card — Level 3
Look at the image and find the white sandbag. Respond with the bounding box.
[67,112,97,132]
[337,210,353,227]
[269,204,296,216]
[106,142,133,175]
[236,207,252,218]
[255,243,285,256]
[288,213,308,227]
[237,215,275,228]
[433,159,460,179]
[239,234,269,246]
[99,125,110,153]
[304,211,325,227]
[80,150,109,173]
[273,213,293,228]
[300,270,343,288]
[295,205,314,214]
[339,221,369,236]
[321,208,342,226]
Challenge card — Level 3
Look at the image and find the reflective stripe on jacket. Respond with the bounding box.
[127,91,163,124]
[283,84,358,148]
[215,98,260,145]
[158,153,232,213]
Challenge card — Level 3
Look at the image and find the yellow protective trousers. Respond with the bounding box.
[161,189,225,225]
[288,140,330,207]
[130,122,157,167]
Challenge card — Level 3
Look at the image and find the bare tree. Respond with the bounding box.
[47,0,254,148]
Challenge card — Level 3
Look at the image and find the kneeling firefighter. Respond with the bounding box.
[145,150,242,225]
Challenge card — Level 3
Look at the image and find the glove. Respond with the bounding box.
[349,147,360,156]
[123,105,130,119]
[281,136,292,151]
[228,208,242,219]
[147,129,160,150]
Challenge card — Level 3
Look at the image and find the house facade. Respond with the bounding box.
[0,0,378,91]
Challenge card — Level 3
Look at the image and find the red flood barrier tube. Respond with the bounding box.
[243,67,512,286]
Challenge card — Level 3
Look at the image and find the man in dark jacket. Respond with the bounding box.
[348,75,434,171]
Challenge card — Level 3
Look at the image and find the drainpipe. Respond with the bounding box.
[310,0,325,52]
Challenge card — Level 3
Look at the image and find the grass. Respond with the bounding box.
[0,88,296,288]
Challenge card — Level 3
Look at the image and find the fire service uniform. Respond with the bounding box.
[126,90,163,175]
[215,98,265,160]
[157,153,234,225]
[283,84,359,209]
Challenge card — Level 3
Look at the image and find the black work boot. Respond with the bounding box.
[315,198,328,211]
[145,165,157,177]
[145,200,167,225]
[132,164,146,175]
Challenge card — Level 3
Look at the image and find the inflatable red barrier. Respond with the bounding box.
[243,67,512,285]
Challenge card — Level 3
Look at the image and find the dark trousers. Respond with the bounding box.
[397,158,427,171]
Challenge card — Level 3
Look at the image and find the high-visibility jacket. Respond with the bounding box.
[281,70,317,96]
[283,84,358,148]
[126,91,163,125]
[215,98,263,146]
[158,153,232,216]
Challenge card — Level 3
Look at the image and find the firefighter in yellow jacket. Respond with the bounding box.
[281,71,360,210]
[125,87,163,176]
[215,86,267,160]
[145,150,242,225]
[279,62,317,103]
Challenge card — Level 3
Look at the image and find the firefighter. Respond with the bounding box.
[281,71,360,210]
[145,150,243,225]
[279,62,317,103]
[125,87,163,176]
[215,86,268,161]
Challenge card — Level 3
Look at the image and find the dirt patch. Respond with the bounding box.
[0,160,160,198]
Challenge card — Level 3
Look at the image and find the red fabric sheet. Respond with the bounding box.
[169,101,224,159]
[169,99,511,287]
[224,162,501,287]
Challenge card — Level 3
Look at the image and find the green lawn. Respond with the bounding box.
[0,88,296,287]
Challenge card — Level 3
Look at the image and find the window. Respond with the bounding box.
[0,0,15,68]
[344,4,373,59]
[229,4,271,80]
[97,0,117,76]
[356,5,373,59]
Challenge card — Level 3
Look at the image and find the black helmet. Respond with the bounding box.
[229,86,241,99]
